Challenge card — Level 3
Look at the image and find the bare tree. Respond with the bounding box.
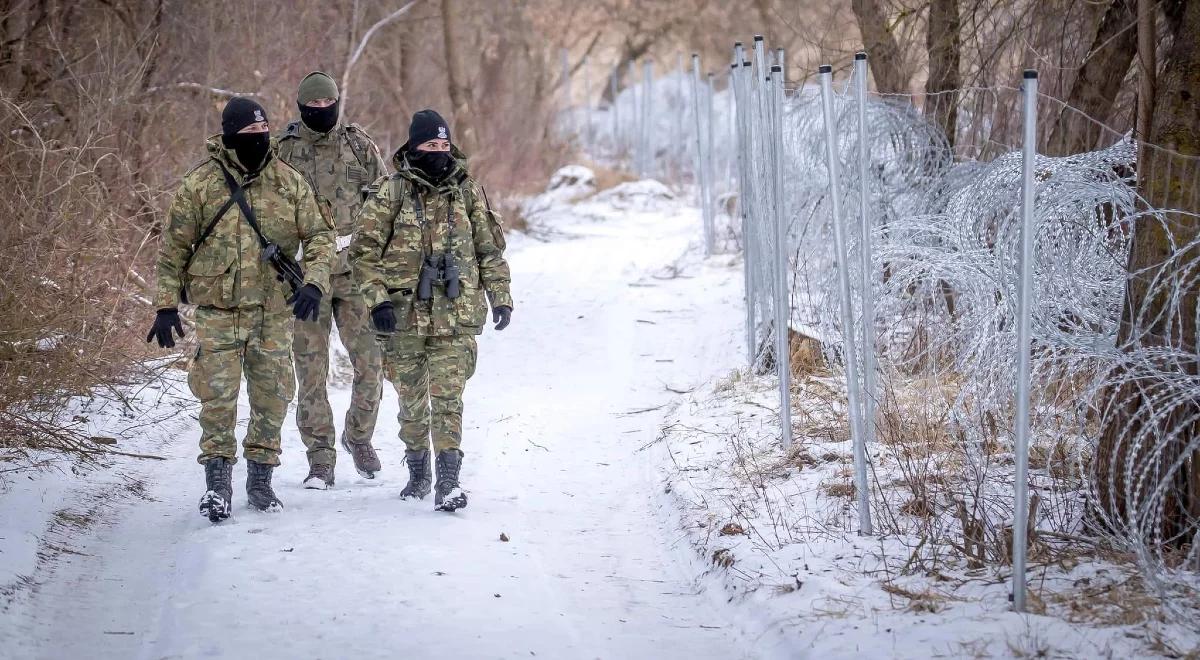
[440,0,475,149]
[1046,0,1138,155]
[1095,0,1200,542]
[850,0,910,94]
[925,0,960,148]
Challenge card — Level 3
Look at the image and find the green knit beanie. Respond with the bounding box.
[297,71,339,105]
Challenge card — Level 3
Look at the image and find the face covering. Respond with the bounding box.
[409,149,454,182]
[222,132,271,172]
[299,100,339,134]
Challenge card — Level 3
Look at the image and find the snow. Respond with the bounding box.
[3,175,1193,658]
[0,180,757,659]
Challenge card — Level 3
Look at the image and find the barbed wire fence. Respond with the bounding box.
[558,38,1200,626]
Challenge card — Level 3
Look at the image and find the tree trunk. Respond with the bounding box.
[1094,0,1200,544]
[1136,0,1156,144]
[440,0,475,150]
[925,0,959,148]
[850,0,909,94]
[1046,0,1138,156]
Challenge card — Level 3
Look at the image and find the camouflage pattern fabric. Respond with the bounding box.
[277,120,387,466]
[291,272,382,466]
[190,307,296,466]
[379,332,477,453]
[154,136,335,310]
[275,121,387,275]
[349,145,513,338]
[349,144,510,454]
[155,137,334,466]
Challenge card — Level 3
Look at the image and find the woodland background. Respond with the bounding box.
[0,0,1189,463]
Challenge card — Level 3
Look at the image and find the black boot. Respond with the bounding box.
[433,449,467,512]
[399,449,432,500]
[246,460,283,512]
[199,457,233,523]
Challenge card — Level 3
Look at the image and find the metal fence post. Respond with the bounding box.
[692,54,716,255]
[561,48,573,140]
[628,60,638,167]
[610,64,620,157]
[641,60,654,177]
[583,56,593,153]
[733,44,756,365]
[1012,69,1038,614]
[700,71,710,231]
[853,52,879,452]
[769,64,793,448]
[819,63,873,535]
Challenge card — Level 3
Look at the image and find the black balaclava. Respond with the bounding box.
[300,100,340,134]
[221,97,271,172]
[406,109,454,182]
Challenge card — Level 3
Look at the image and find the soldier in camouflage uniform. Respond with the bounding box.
[147,97,335,522]
[276,72,389,489]
[350,110,512,512]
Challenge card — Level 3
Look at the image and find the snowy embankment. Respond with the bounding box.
[0,167,774,659]
[654,366,1200,657]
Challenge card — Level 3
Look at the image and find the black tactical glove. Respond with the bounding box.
[371,302,397,333]
[492,305,512,331]
[288,284,322,322]
[145,308,185,348]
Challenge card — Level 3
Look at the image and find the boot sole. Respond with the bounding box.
[434,489,468,512]
[303,477,332,490]
[199,491,231,523]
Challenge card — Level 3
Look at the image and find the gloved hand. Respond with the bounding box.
[492,305,512,331]
[288,284,322,322]
[371,302,397,333]
[145,308,185,348]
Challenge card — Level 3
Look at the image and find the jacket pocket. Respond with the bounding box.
[185,246,236,308]
[386,282,418,332]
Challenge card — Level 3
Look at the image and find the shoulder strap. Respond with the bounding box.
[343,125,371,170]
[381,176,407,257]
[179,161,242,274]
[214,160,267,248]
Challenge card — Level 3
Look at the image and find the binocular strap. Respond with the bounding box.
[412,187,457,259]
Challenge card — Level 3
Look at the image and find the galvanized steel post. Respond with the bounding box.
[819,64,873,535]
[1012,69,1038,614]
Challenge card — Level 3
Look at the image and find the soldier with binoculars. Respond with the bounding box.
[349,110,512,512]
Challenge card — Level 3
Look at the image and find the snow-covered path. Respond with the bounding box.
[7,200,752,659]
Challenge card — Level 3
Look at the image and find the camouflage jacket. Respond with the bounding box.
[275,120,387,275]
[153,136,336,311]
[349,145,512,337]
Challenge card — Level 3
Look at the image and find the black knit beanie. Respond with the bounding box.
[222,97,268,137]
[408,109,450,147]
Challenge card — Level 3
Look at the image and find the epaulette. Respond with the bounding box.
[183,157,213,178]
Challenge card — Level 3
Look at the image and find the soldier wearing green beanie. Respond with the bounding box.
[276,71,389,489]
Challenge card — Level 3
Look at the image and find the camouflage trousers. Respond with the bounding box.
[380,333,478,454]
[292,270,383,468]
[190,306,295,466]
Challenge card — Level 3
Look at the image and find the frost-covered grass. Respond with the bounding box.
[654,367,1200,658]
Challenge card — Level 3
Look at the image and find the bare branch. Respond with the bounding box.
[341,0,423,110]
[142,82,262,99]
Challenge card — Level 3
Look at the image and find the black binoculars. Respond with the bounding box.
[417,252,461,300]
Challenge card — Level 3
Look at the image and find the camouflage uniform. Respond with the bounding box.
[350,146,511,454]
[155,136,335,466]
[276,120,387,468]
